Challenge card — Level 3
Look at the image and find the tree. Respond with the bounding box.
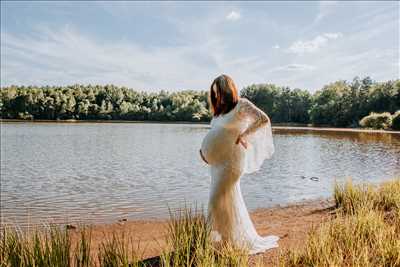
[1,78,398,126]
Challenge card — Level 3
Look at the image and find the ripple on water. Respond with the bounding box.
[1,123,400,227]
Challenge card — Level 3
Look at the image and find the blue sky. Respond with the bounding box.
[1,1,399,92]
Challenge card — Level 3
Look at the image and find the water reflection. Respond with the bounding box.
[1,122,399,227]
[273,128,400,145]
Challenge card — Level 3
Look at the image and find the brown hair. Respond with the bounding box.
[209,74,239,117]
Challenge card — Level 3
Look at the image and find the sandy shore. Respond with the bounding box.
[68,199,334,266]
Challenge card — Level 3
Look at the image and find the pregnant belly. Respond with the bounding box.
[201,127,241,165]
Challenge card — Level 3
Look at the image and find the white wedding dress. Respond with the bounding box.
[200,98,279,254]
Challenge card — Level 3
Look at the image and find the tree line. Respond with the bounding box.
[242,77,399,127]
[0,85,211,122]
[1,77,399,127]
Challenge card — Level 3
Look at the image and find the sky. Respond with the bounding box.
[1,1,399,92]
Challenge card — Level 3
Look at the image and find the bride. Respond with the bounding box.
[200,74,279,254]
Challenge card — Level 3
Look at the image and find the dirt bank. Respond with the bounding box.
[68,199,334,266]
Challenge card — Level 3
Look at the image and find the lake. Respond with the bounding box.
[1,122,399,227]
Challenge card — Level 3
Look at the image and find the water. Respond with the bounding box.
[1,122,399,227]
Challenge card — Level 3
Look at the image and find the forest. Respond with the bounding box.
[1,77,399,128]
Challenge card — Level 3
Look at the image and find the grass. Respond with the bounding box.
[97,231,143,267]
[161,206,214,266]
[0,226,71,267]
[0,208,253,267]
[280,178,400,267]
[1,179,399,266]
[161,206,254,267]
[0,226,143,267]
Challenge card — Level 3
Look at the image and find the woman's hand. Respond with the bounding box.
[199,149,208,164]
[235,134,248,149]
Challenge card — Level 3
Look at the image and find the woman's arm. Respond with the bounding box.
[236,98,270,146]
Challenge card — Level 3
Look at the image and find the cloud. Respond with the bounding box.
[323,33,342,39]
[1,2,398,92]
[314,1,338,24]
[0,26,225,90]
[0,24,264,90]
[288,32,343,54]
[277,64,316,71]
[226,11,241,21]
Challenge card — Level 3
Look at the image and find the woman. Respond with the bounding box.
[200,74,279,254]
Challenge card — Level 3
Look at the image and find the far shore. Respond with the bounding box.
[1,119,400,134]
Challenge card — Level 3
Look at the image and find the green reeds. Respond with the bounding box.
[280,178,400,267]
[161,206,250,267]
[97,232,142,267]
[161,206,213,266]
[3,179,398,267]
[74,226,92,267]
[0,226,143,267]
[0,226,71,267]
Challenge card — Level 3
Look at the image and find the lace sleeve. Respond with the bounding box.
[237,98,270,138]
[236,98,274,174]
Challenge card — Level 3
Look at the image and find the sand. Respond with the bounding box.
[68,199,334,266]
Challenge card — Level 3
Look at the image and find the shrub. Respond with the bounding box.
[359,112,392,129]
[391,111,400,130]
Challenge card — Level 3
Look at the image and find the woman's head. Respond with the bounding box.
[209,74,239,117]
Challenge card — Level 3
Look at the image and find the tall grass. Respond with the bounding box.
[161,206,213,266]
[98,230,144,267]
[161,206,251,267]
[334,179,400,213]
[3,179,398,266]
[0,209,252,267]
[280,178,400,267]
[0,226,71,267]
[74,227,92,267]
[0,226,143,267]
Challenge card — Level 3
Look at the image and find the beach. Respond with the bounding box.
[66,199,333,266]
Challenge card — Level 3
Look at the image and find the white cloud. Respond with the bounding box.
[277,64,316,71]
[323,33,342,39]
[288,32,343,54]
[1,2,397,92]
[0,26,224,90]
[226,11,241,21]
[285,64,315,71]
[314,1,338,24]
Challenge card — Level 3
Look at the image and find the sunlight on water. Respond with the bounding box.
[1,122,399,227]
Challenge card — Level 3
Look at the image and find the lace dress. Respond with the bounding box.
[200,98,278,254]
